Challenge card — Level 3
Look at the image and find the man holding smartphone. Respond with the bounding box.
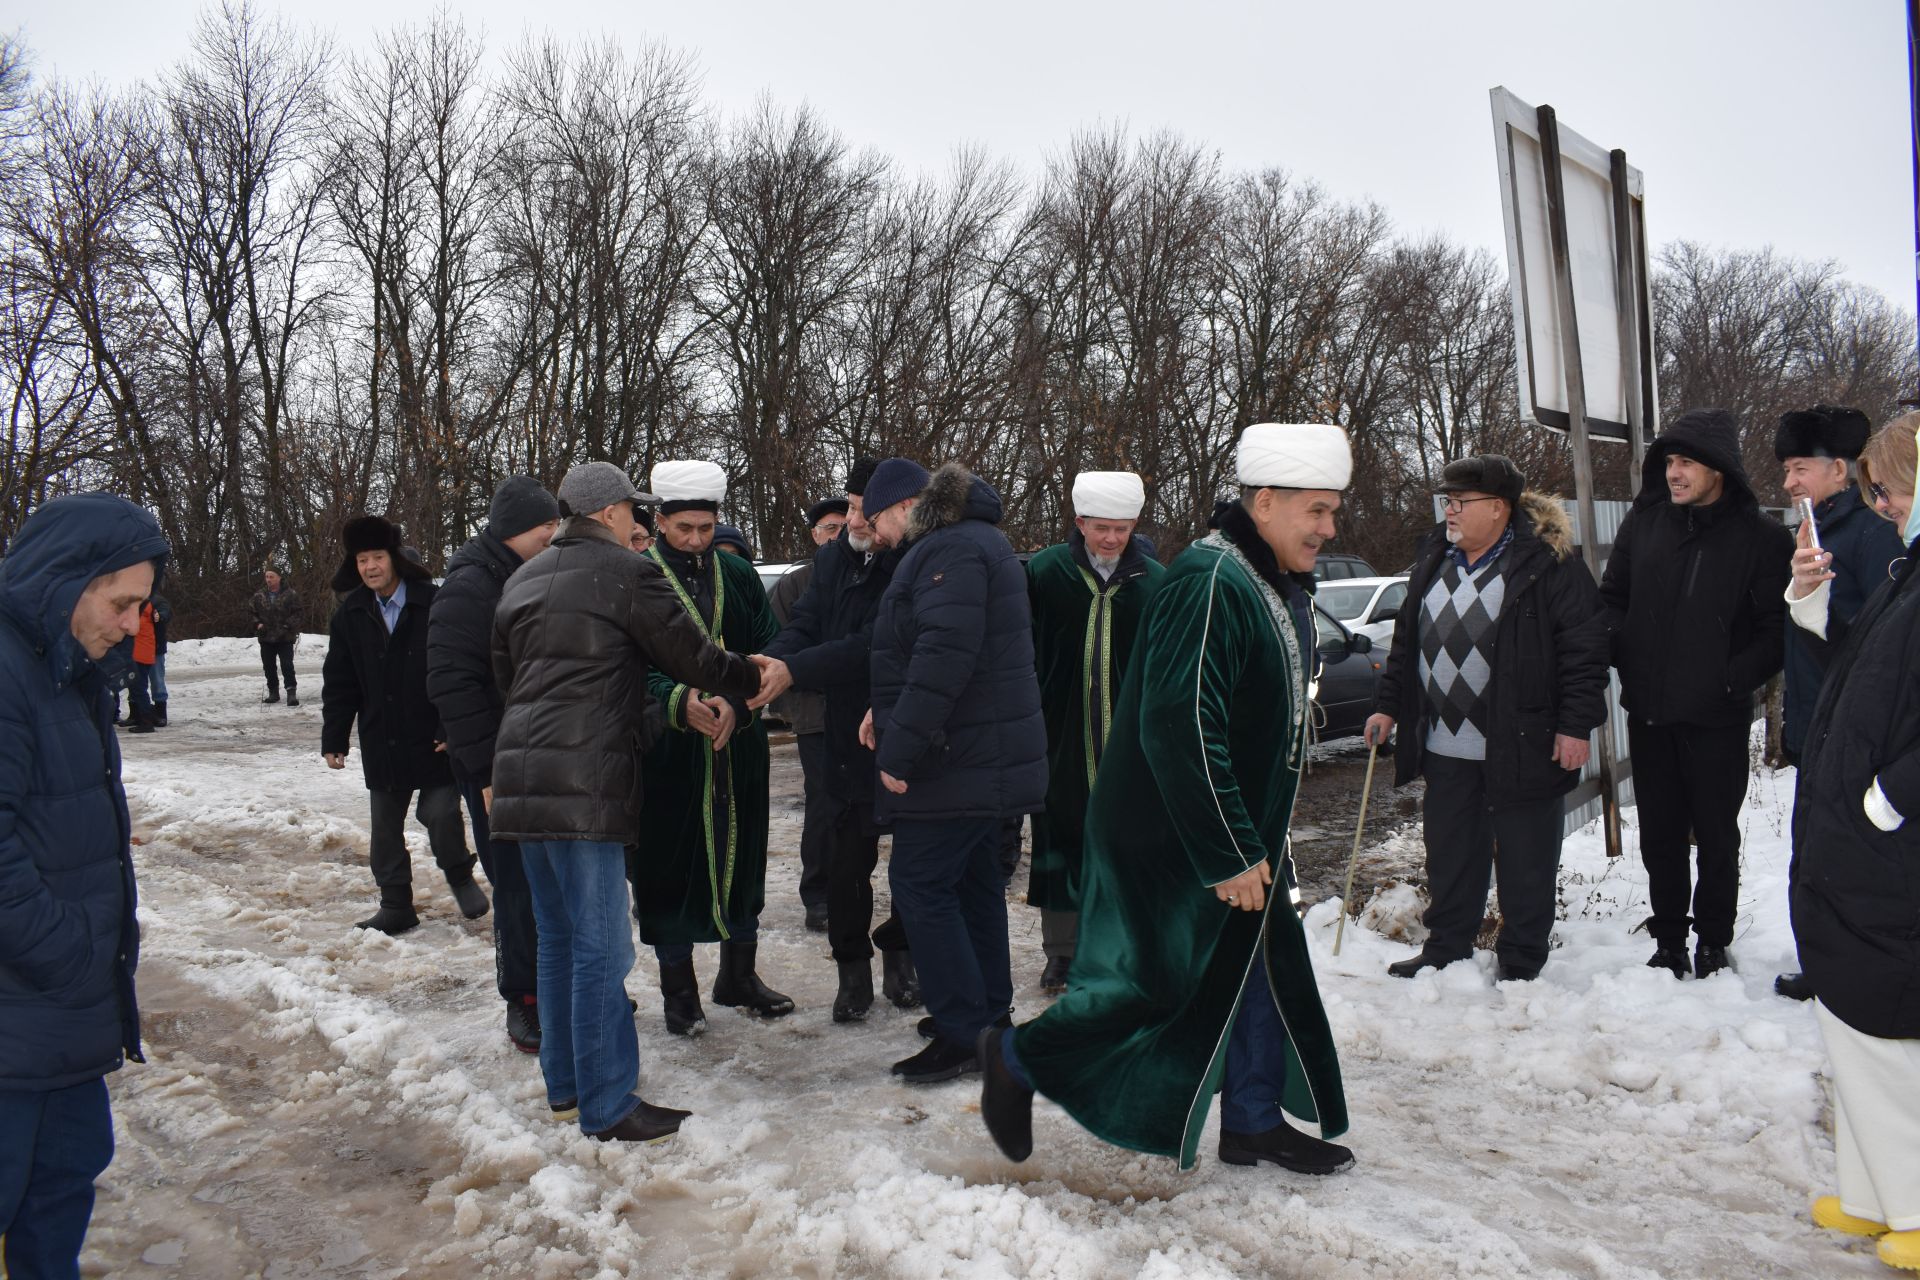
[1772,405,1905,1001]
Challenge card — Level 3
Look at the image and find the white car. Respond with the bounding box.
[1313,575,1409,647]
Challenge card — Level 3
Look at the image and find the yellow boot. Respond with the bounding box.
[1879,1229,1920,1271]
[1814,1196,1888,1237]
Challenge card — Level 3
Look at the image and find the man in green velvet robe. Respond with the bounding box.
[979,423,1356,1174]
[1025,471,1166,994]
[630,459,791,1033]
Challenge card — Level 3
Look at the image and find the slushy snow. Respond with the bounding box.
[78,637,1881,1277]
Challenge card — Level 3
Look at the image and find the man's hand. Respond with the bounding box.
[1363,713,1394,748]
[1789,517,1835,600]
[880,769,908,795]
[324,752,347,770]
[433,740,447,753]
[858,707,876,750]
[481,785,492,815]
[683,692,721,738]
[1551,733,1591,770]
[1213,862,1273,912]
[706,696,738,753]
[746,655,792,709]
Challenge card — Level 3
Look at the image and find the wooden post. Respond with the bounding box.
[1539,104,1624,861]
[1610,149,1648,492]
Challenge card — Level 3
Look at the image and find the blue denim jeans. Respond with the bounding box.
[148,653,167,704]
[1220,953,1290,1134]
[889,817,1013,1044]
[653,916,757,967]
[0,1077,114,1280]
[520,841,641,1134]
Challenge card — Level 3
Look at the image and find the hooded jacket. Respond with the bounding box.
[1598,411,1794,728]
[1373,493,1610,809]
[425,529,525,788]
[0,494,168,1090]
[868,463,1047,821]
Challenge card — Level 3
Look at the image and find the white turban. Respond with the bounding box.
[649,460,727,504]
[1236,423,1351,491]
[1071,471,1145,520]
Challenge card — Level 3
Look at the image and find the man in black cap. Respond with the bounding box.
[322,514,485,934]
[428,476,561,1050]
[767,496,851,933]
[1599,409,1794,979]
[1770,406,1905,1001]
[752,464,921,1023]
[1364,456,1609,981]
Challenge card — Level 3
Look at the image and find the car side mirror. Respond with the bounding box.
[1368,604,1395,624]
[1346,632,1373,655]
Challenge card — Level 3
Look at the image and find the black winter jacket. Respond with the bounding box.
[763,532,903,807]
[489,517,760,844]
[1781,485,1906,758]
[425,530,524,788]
[322,579,454,793]
[1598,417,1794,728]
[1374,493,1611,809]
[869,463,1047,822]
[1790,534,1920,1038]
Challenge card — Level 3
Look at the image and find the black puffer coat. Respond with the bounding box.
[762,531,902,807]
[426,530,523,787]
[869,463,1047,822]
[1598,411,1794,728]
[321,578,453,793]
[1374,492,1611,809]
[1791,534,1920,1039]
[489,517,760,844]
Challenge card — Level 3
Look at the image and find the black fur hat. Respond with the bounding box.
[1774,404,1871,462]
[332,514,432,592]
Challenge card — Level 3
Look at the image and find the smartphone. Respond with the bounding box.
[1796,497,1822,551]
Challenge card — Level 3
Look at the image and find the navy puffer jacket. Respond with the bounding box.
[869,463,1047,821]
[0,493,169,1090]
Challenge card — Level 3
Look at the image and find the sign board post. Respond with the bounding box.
[1491,87,1659,859]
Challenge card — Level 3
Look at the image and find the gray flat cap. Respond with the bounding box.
[557,461,658,516]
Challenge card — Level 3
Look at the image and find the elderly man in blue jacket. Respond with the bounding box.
[859,458,1047,1084]
[0,493,169,1278]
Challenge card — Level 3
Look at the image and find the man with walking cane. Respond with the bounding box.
[1363,456,1610,982]
[977,423,1354,1174]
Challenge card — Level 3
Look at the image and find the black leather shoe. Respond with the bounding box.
[587,1099,691,1144]
[660,959,707,1036]
[977,1026,1034,1160]
[881,949,921,1009]
[451,879,490,920]
[832,960,874,1023]
[506,996,540,1053]
[1647,945,1691,979]
[354,906,420,936]
[1386,951,1452,979]
[1039,956,1072,995]
[805,902,830,932]
[1693,944,1733,980]
[1218,1117,1354,1174]
[1774,971,1814,1001]
[893,1036,979,1084]
[711,941,794,1017]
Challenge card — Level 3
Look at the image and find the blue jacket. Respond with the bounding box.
[869,463,1047,822]
[1782,484,1906,758]
[0,494,168,1090]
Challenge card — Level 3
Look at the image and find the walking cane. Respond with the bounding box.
[1332,739,1380,957]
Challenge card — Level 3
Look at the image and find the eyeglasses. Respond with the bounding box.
[1438,495,1503,514]
[1869,482,1892,507]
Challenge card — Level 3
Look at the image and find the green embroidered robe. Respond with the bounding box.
[1012,530,1348,1169]
[1025,536,1165,912]
[631,546,779,945]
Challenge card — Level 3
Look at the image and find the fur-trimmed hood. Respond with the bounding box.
[1517,491,1574,561]
[905,462,1003,540]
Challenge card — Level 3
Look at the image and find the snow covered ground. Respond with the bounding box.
[81,637,1878,1278]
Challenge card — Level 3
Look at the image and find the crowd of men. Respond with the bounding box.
[7,404,1920,1273]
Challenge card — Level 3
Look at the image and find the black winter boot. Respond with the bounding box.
[1647,945,1691,979]
[155,700,168,727]
[711,941,794,1017]
[977,1027,1034,1161]
[285,684,300,708]
[354,905,420,935]
[881,949,921,1009]
[506,996,540,1053]
[262,686,280,704]
[1693,944,1733,979]
[832,960,874,1023]
[659,959,707,1037]
[1218,1116,1355,1174]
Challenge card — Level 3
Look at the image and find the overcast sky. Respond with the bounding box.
[13,0,1915,310]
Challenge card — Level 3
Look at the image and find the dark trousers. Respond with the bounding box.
[0,1077,113,1280]
[127,663,156,725]
[1419,752,1566,972]
[366,784,475,909]
[827,801,882,962]
[259,639,296,691]
[1628,718,1750,948]
[889,817,1013,1044]
[795,732,831,910]
[458,777,538,1000]
[1221,954,1291,1134]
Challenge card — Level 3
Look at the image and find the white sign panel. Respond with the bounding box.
[1490,87,1656,442]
